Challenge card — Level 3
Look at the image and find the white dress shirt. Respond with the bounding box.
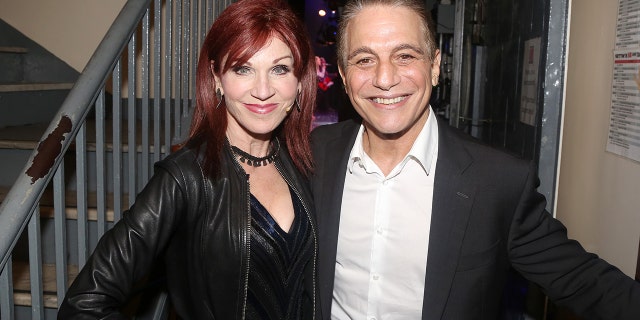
[331,110,439,320]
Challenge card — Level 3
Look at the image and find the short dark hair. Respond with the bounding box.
[336,0,438,71]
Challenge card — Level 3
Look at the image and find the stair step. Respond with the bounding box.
[1,186,128,220]
[40,206,116,222]
[0,46,28,83]
[0,82,74,92]
[0,120,170,152]
[0,123,47,150]
[12,261,79,308]
[0,46,28,54]
[3,188,122,309]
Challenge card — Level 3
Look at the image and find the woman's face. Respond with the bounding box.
[216,37,301,144]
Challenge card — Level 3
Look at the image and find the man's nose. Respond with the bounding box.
[372,61,400,90]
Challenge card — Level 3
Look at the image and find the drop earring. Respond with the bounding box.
[215,88,223,109]
[295,92,301,112]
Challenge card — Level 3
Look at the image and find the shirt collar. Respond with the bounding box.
[347,106,439,176]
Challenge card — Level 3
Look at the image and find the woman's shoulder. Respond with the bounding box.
[155,145,205,177]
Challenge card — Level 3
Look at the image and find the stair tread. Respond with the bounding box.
[0,119,171,151]
[0,82,74,92]
[12,261,79,308]
[12,261,79,293]
[0,122,48,144]
[0,46,28,54]
[0,185,129,215]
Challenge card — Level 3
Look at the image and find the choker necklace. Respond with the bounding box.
[231,139,279,167]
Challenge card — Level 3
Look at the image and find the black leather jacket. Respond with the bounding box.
[58,141,318,319]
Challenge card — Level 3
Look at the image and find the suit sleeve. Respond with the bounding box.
[508,163,640,320]
[57,163,187,319]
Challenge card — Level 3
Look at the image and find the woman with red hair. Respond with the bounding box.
[58,0,319,318]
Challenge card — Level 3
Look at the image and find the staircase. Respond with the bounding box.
[0,26,99,318]
[1,185,121,308]
[0,24,78,187]
[0,1,229,318]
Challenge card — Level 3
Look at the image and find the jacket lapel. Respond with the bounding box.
[314,121,360,319]
[422,119,476,319]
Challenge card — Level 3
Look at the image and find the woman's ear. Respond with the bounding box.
[210,60,223,94]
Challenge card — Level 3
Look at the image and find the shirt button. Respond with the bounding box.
[373,275,379,280]
[376,228,383,235]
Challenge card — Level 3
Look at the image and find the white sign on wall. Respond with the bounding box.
[606,0,640,162]
[520,37,541,126]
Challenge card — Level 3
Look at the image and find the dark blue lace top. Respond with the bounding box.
[245,186,313,319]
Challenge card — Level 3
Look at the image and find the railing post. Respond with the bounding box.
[53,167,68,306]
[28,209,44,317]
[0,257,15,320]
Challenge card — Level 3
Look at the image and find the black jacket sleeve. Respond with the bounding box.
[508,163,640,320]
[57,164,187,319]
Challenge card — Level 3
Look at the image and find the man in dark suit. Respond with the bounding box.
[310,0,640,319]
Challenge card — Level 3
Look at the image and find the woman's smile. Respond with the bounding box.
[245,103,279,114]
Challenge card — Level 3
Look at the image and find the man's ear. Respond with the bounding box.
[338,64,347,92]
[431,49,442,86]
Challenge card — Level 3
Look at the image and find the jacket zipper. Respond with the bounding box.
[241,171,251,320]
[228,143,251,320]
[274,161,318,320]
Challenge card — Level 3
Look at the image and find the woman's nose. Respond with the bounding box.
[251,73,275,100]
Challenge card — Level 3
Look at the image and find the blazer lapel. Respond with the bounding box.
[422,119,476,319]
[314,121,360,319]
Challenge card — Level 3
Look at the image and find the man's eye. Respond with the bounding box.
[232,66,251,75]
[395,54,417,65]
[355,58,375,67]
[272,65,291,75]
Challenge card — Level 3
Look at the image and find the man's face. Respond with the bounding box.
[340,5,440,139]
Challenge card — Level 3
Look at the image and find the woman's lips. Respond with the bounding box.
[245,103,278,114]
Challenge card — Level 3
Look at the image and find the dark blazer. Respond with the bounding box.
[310,117,640,320]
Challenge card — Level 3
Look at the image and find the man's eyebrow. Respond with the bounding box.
[347,47,376,60]
[393,44,425,55]
[347,44,426,61]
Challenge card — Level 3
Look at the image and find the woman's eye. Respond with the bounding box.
[233,66,251,75]
[272,65,291,75]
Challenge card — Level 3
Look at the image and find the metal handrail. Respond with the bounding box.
[0,0,151,274]
[0,0,228,316]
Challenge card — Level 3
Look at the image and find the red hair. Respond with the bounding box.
[188,0,316,176]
